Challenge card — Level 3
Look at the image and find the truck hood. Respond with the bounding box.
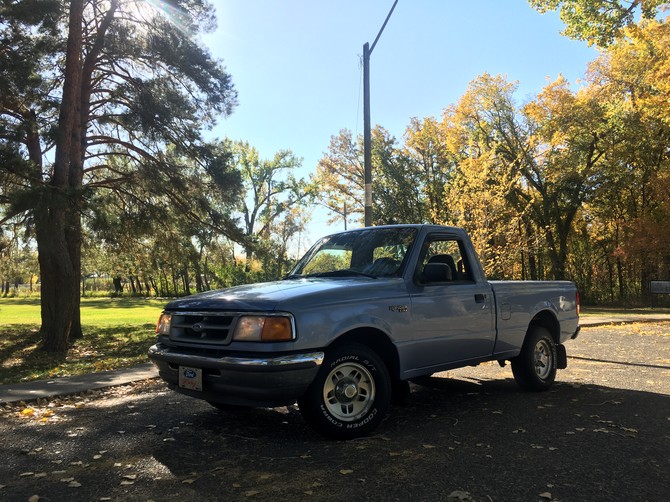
[163,277,405,312]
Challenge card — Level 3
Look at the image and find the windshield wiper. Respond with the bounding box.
[285,269,377,280]
[283,274,303,280]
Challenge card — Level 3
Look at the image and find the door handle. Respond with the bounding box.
[474,293,487,304]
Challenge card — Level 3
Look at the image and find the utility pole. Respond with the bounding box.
[363,0,398,227]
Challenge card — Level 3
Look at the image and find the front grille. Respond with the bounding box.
[169,312,237,345]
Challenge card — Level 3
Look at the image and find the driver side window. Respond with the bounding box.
[418,237,472,284]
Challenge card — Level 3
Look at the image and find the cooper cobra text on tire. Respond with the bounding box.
[511,326,557,391]
[298,342,391,440]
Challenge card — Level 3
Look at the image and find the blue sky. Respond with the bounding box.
[202,0,598,245]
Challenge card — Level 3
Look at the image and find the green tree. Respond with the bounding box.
[314,126,427,228]
[312,129,365,229]
[528,0,668,46]
[232,141,310,270]
[371,126,425,225]
[85,141,243,297]
[0,215,37,296]
[404,117,455,223]
[0,1,238,351]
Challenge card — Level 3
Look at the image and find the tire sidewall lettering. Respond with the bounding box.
[331,355,359,368]
[319,404,344,428]
[319,404,378,430]
[345,407,377,429]
[330,355,377,373]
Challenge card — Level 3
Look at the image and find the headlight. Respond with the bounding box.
[156,313,172,335]
[233,316,294,342]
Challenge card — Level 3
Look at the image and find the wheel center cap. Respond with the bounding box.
[343,383,358,399]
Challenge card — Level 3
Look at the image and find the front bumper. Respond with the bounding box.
[148,343,324,407]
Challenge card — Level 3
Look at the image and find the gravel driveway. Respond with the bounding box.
[1,322,668,502]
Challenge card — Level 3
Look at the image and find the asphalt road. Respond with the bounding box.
[1,322,668,502]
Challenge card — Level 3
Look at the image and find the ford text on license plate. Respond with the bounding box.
[178,366,202,391]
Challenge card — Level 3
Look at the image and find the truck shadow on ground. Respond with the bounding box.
[146,376,669,501]
[2,377,668,502]
[568,355,670,370]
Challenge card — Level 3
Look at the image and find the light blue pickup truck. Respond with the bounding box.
[149,225,580,439]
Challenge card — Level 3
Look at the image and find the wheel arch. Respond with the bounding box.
[528,310,560,343]
[330,328,400,380]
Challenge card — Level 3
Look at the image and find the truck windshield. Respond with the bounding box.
[287,227,418,279]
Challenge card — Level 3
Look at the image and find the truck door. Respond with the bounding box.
[406,234,495,372]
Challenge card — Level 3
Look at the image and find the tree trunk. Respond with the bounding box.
[113,276,123,294]
[203,256,211,291]
[36,203,80,352]
[65,216,83,339]
[182,268,191,296]
[37,0,84,352]
[244,245,253,272]
[128,273,137,294]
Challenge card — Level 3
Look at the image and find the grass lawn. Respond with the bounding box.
[2,297,668,386]
[0,297,167,385]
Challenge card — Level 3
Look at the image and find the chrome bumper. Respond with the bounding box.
[148,344,324,369]
[147,343,324,407]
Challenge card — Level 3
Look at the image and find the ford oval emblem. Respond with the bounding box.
[184,369,197,379]
[192,323,204,333]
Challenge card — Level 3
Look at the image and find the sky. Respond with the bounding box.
[200,0,599,250]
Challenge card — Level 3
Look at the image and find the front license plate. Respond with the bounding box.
[178,366,202,392]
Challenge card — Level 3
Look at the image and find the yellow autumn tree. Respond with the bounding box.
[441,75,531,279]
[584,18,670,296]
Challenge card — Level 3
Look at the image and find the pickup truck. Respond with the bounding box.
[148,224,580,439]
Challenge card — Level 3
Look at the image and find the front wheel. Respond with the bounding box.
[511,326,557,391]
[298,343,391,440]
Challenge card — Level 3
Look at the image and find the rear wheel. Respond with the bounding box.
[298,343,391,440]
[511,326,557,391]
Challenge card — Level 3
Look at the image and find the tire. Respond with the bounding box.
[298,343,391,440]
[511,326,557,391]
